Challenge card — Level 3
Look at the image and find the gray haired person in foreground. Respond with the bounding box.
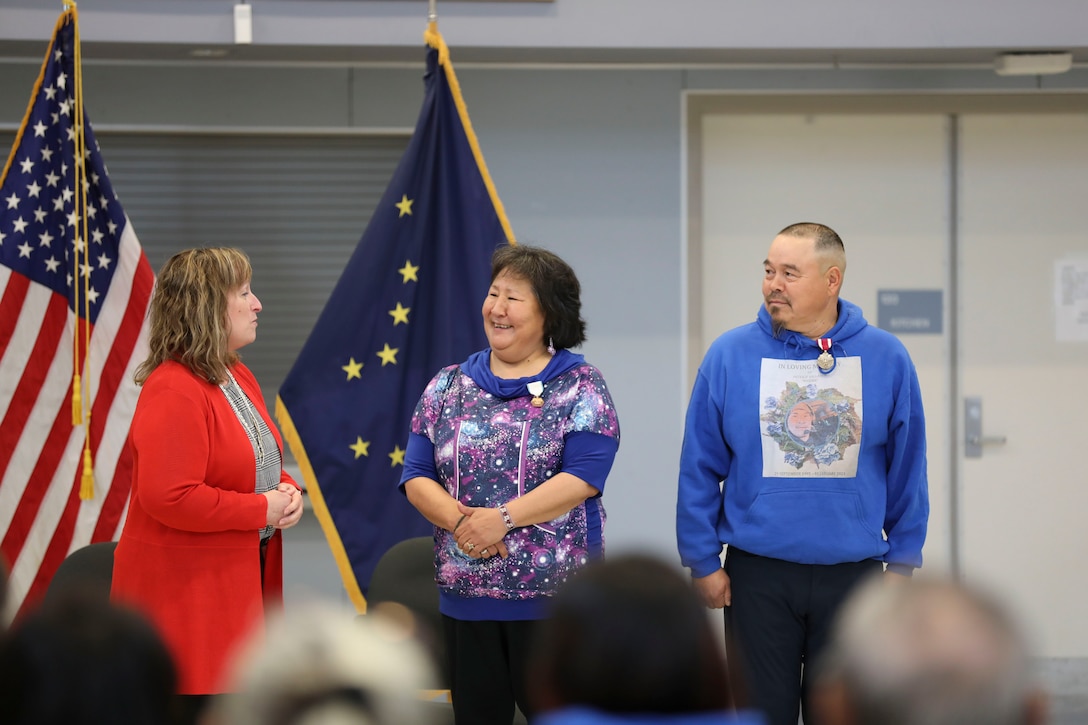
[812,574,1048,725]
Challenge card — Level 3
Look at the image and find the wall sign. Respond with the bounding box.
[877,289,942,335]
[1055,259,1088,342]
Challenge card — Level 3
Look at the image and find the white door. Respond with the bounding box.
[958,113,1088,657]
[697,111,953,572]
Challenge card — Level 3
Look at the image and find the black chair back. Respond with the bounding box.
[43,540,117,605]
[366,536,447,687]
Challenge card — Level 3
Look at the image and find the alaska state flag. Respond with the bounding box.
[276,24,515,612]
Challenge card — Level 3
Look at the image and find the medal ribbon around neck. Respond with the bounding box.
[816,337,836,374]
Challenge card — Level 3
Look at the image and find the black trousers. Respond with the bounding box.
[443,615,536,725]
[724,547,881,725]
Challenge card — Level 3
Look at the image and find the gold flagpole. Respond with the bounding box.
[63,1,97,499]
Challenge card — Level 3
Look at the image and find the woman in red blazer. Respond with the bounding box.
[111,247,303,724]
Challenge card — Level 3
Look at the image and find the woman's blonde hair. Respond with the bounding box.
[134,247,252,386]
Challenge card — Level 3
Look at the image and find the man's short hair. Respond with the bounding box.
[778,222,846,274]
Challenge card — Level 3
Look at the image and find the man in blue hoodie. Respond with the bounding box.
[676,222,929,725]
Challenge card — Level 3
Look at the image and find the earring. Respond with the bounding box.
[547,337,556,356]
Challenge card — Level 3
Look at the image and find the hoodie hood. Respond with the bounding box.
[756,298,869,361]
[461,347,585,399]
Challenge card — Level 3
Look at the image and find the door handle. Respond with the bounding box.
[966,434,1007,447]
[964,397,1005,458]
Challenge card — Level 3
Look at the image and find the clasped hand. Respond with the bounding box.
[454,502,509,559]
[263,483,304,529]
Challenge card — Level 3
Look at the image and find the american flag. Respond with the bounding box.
[0,8,154,619]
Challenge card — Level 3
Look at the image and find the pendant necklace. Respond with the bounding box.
[817,338,836,374]
[224,371,266,464]
[527,380,545,407]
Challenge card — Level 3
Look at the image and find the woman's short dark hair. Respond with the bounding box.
[528,554,736,715]
[490,244,586,350]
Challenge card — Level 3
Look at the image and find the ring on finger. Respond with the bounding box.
[466,543,475,552]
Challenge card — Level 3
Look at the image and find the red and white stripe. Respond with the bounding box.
[0,218,152,621]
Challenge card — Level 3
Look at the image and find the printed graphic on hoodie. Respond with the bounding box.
[760,357,862,477]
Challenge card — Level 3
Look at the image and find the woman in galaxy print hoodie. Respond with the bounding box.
[400,244,620,725]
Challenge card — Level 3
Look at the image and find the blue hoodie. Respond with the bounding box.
[677,299,928,578]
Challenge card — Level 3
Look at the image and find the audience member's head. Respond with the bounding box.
[812,574,1047,725]
[529,553,739,716]
[0,591,177,725]
[210,602,439,725]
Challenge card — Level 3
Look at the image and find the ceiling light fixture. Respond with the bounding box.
[994,51,1073,76]
[234,2,253,45]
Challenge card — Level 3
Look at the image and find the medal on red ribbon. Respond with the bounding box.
[817,338,835,373]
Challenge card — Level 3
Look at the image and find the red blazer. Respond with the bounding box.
[111,360,299,694]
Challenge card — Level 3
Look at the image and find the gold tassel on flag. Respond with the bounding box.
[80,445,95,500]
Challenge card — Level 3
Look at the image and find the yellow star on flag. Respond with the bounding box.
[389,444,406,467]
[395,194,413,217]
[389,302,410,326]
[349,437,370,459]
[377,343,399,366]
[341,357,363,380]
[398,259,419,283]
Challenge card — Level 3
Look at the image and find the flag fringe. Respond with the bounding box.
[424,22,517,247]
[275,395,368,613]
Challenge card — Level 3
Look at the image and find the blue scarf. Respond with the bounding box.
[460,348,585,399]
